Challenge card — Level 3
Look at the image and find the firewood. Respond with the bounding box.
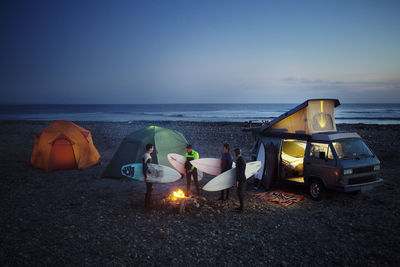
[179,199,187,214]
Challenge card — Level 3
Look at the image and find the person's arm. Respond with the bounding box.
[191,151,199,170]
[236,158,245,183]
[221,157,228,172]
[143,157,152,181]
[185,154,192,173]
[235,159,241,182]
[143,160,148,178]
[235,161,240,187]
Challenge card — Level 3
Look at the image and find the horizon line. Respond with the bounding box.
[1,102,400,105]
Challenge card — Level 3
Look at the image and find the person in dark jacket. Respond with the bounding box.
[185,144,200,197]
[218,143,233,200]
[143,144,154,209]
[234,148,246,212]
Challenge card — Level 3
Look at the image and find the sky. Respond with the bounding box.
[1,0,400,104]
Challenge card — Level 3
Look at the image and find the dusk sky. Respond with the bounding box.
[1,0,399,104]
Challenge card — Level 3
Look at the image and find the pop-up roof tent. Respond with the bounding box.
[260,99,340,135]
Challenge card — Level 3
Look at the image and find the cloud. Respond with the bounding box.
[280,76,400,92]
[280,77,326,84]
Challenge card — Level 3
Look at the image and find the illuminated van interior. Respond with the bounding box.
[280,139,307,183]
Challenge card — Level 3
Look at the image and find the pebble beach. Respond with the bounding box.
[0,120,399,266]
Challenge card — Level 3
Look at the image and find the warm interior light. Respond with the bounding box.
[281,140,306,176]
[319,100,326,128]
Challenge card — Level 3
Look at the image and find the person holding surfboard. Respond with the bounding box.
[234,148,246,212]
[185,144,200,197]
[143,144,154,209]
[218,143,233,201]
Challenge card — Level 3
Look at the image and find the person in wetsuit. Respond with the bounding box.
[234,148,246,212]
[143,144,154,209]
[218,143,233,201]
[185,144,200,197]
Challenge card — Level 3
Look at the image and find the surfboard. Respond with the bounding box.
[167,153,203,181]
[202,161,262,191]
[121,163,181,183]
[167,153,186,174]
[190,158,222,176]
[254,142,265,180]
[190,158,236,176]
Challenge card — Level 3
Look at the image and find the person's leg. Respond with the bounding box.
[240,181,246,209]
[144,183,148,208]
[218,190,224,200]
[225,188,229,200]
[145,182,153,208]
[253,178,258,188]
[193,170,200,196]
[254,178,261,190]
[186,172,192,196]
[237,181,245,210]
[238,185,243,209]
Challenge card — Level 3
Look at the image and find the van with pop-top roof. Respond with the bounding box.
[251,99,382,200]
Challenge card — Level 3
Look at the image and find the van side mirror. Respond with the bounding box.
[319,151,326,160]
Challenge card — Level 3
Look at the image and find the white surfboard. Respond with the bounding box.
[190,158,222,176]
[167,153,186,174]
[254,143,265,180]
[190,158,236,176]
[202,161,262,191]
[121,163,181,183]
[167,153,203,181]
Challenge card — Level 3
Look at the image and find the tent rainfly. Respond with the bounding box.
[30,120,101,170]
[260,99,340,135]
[102,126,188,178]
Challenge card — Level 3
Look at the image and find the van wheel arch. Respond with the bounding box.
[306,177,325,201]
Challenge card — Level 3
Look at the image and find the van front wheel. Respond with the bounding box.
[309,179,324,201]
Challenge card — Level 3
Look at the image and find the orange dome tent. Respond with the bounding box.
[30,120,100,170]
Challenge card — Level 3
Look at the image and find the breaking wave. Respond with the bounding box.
[0,103,399,124]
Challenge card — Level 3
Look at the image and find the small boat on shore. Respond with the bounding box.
[240,120,269,132]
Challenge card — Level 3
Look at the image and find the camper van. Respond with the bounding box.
[252,99,382,200]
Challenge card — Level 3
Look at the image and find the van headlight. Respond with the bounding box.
[374,165,380,171]
[343,169,353,175]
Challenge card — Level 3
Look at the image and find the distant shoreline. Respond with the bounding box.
[1,102,400,124]
[1,120,400,126]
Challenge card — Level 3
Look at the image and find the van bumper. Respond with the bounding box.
[336,178,383,192]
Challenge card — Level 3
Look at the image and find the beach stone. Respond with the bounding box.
[0,121,399,266]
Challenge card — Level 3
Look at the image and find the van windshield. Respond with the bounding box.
[332,138,374,160]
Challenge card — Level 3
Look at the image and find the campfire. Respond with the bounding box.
[163,189,200,214]
[170,189,188,202]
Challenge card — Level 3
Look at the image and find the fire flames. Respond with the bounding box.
[170,189,187,202]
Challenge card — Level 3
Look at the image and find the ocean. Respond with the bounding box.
[0,103,399,124]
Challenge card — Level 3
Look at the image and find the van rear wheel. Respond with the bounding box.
[309,179,324,201]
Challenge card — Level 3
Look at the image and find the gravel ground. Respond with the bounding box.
[0,120,399,266]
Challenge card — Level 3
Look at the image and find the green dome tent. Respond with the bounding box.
[102,126,188,178]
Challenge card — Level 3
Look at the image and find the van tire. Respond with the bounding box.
[308,179,325,201]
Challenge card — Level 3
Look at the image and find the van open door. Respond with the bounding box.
[280,139,307,183]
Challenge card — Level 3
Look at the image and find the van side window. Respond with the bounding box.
[309,143,329,159]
